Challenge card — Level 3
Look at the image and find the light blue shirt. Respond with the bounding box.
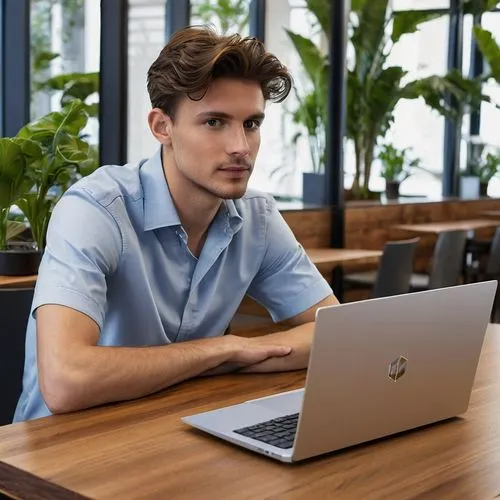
[14,148,332,421]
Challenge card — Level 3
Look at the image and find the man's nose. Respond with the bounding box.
[226,126,250,157]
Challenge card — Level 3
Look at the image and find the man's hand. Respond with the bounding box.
[232,294,339,374]
[201,335,292,376]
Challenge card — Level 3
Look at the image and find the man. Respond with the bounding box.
[14,26,337,422]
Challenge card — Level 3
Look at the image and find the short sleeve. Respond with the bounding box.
[32,188,122,328]
[246,198,332,322]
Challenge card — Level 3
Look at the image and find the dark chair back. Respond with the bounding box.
[428,230,468,289]
[0,288,34,426]
[372,238,419,298]
[486,227,500,277]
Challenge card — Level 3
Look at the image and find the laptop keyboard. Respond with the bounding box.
[233,412,299,449]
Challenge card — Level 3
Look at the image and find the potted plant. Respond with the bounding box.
[378,144,420,199]
[478,152,500,196]
[292,88,326,204]
[0,99,98,275]
[286,0,491,200]
[0,138,43,275]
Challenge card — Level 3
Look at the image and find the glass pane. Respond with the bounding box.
[127,0,166,163]
[250,0,322,199]
[190,0,250,36]
[372,15,450,198]
[30,0,100,145]
[479,12,500,197]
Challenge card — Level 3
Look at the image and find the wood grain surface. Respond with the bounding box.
[0,325,499,499]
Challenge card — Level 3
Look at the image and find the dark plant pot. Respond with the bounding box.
[302,173,326,205]
[0,243,42,276]
[480,182,489,197]
[385,181,400,200]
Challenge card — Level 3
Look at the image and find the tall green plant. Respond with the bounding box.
[15,100,98,250]
[288,0,488,198]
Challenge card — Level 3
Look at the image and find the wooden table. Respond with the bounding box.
[480,210,500,218]
[1,324,499,499]
[0,249,383,303]
[0,275,37,289]
[305,247,382,271]
[393,218,500,234]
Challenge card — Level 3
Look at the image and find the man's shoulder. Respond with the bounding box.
[66,159,145,208]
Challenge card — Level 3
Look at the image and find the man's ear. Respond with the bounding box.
[148,108,173,146]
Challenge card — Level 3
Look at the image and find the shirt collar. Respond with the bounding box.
[140,147,181,231]
[222,199,244,233]
[140,147,244,233]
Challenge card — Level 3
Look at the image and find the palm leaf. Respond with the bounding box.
[6,221,27,241]
[463,0,500,14]
[391,11,444,44]
[284,30,326,85]
[473,26,500,83]
[352,0,390,82]
[305,0,331,38]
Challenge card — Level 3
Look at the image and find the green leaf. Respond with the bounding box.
[0,138,36,210]
[366,66,406,136]
[284,30,327,85]
[6,220,27,241]
[350,0,367,13]
[401,69,486,119]
[32,51,59,73]
[17,100,88,149]
[473,26,500,83]
[305,0,331,38]
[463,0,500,14]
[391,11,444,44]
[352,0,390,82]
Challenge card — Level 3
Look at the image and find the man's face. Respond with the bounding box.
[166,78,265,200]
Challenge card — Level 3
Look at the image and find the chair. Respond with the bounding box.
[484,227,500,277]
[409,230,468,291]
[0,287,34,426]
[466,227,500,321]
[344,238,419,298]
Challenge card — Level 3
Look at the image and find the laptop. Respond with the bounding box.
[182,281,497,463]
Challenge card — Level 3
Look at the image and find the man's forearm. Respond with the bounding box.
[42,337,233,414]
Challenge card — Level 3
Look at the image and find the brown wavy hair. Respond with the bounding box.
[147,26,292,119]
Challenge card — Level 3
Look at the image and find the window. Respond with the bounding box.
[375,15,450,198]
[190,0,250,36]
[479,11,500,196]
[251,0,320,199]
[127,0,166,163]
[30,0,100,145]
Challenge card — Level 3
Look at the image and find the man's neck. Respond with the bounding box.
[161,147,222,256]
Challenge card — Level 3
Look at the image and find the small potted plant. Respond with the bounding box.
[463,137,500,197]
[378,144,420,200]
[0,99,98,275]
[475,151,500,197]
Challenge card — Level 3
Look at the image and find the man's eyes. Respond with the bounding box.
[204,119,262,129]
[244,119,262,130]
[206,118,222,127]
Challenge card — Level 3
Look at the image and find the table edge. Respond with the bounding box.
[0,461,89,500]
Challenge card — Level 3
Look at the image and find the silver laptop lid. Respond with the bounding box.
[292,281,496,461]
